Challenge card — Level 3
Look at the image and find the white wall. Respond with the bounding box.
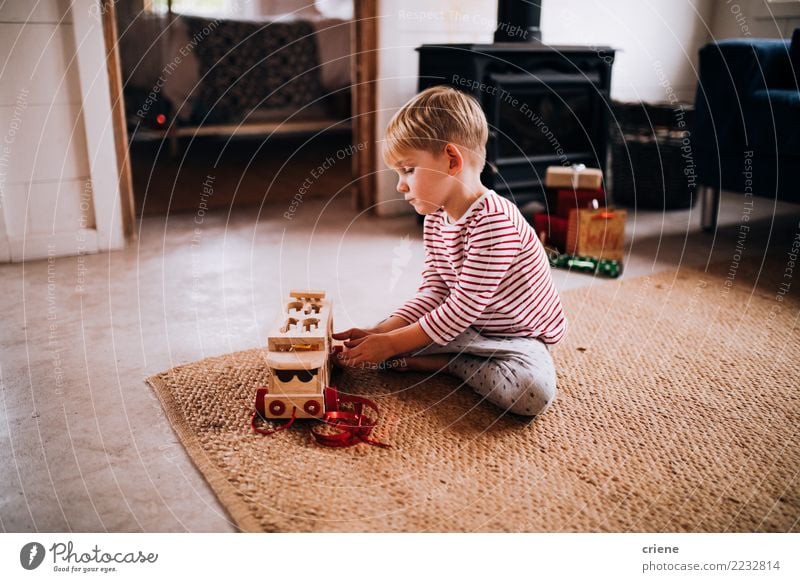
[374,0,497,216]
[709,0,798,39]
[0,0,124,262]
[373,0,723,215]
[542,0,714,103]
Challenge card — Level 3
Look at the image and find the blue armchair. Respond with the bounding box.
[694,29,800,231]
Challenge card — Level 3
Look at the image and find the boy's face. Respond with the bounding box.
[391,149,452,215]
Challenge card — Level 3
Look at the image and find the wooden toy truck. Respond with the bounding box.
[253,290,389,448]
[263,290,335,419]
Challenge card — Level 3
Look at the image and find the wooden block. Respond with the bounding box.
[268,292,333,353]
[545,165,603,190]
[264,290,334,412]
[566,208,626,261]
[266,350,330,395]
[289,290,326,299]
[263,393,325,419]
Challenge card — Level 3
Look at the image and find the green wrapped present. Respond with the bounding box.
[545,248,622,278]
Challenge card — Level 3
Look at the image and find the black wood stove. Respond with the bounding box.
[416,2,615,208]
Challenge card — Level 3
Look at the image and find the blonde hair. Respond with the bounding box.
[382,85,488,168]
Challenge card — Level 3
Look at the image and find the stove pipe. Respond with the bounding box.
[494,1,542,43]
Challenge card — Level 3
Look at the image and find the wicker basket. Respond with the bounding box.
[609,101,697,210]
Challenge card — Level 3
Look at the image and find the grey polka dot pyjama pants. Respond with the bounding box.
[411,326,557,417]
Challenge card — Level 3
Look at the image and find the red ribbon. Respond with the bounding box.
[251,387,297,435]
[312,390,390,448]
[251,385,389,448]
[250,407,297,436]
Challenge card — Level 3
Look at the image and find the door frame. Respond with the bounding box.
[352,1,378,210]
[101,0,136,240]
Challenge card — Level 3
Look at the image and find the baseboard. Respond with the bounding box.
[7,230,99,262]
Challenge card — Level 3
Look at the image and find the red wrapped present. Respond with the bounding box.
[532,213,569,250]
[556,188,607,219]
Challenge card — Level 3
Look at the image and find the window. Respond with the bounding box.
[144,0,249,18]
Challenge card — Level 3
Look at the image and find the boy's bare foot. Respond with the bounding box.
[387,355,452,373]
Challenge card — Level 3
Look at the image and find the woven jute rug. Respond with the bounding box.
[147,256,800,532]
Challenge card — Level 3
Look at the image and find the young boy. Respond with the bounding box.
[334,85,566,417]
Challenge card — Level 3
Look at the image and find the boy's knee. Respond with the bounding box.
[457,355,557,417]
[504,369,556,417]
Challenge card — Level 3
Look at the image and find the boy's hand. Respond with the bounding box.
[336,333,396,366]
[331,327,375,341]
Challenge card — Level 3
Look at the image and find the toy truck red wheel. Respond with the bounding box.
[269,400,286,416]
[304,400,321,416]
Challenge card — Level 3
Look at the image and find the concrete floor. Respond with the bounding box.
[2,191,798,532]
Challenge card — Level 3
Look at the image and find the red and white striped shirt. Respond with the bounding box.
[392,190,567,346]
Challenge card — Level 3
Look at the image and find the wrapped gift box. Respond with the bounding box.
[545,165,603,190]
[533,213,569,250]
[556,188,607,220]
[566,208,627,261]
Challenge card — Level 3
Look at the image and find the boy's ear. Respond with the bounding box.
[444,143,464,174]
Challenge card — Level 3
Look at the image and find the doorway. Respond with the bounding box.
[103,0,377,229]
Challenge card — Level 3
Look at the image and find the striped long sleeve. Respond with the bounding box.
[393,190,567,347]
[390,245,449,324]
[420,212,522,344]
